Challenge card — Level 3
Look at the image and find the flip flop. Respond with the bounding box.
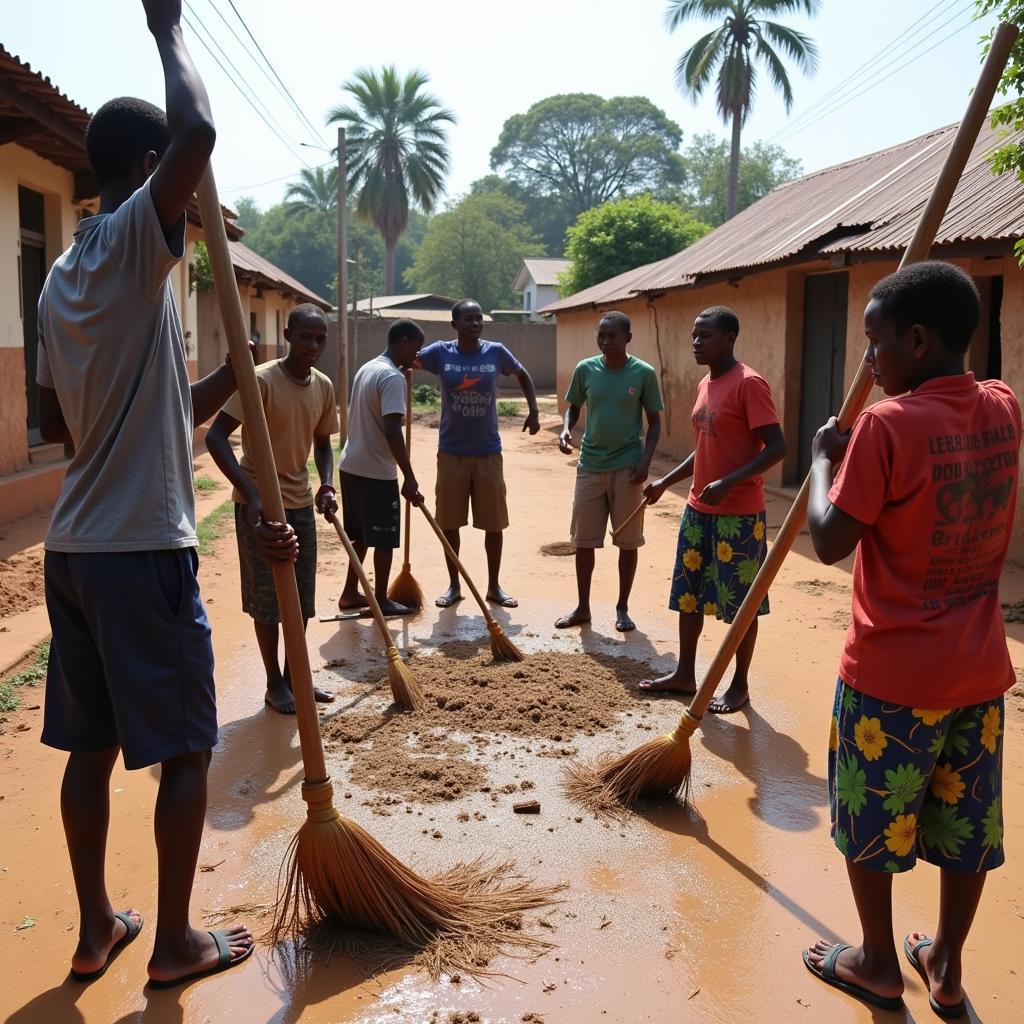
[147,929,255,990]
[435,593,464,608]
[487,593,519,608]
[802,943,905,1011]
[708,693,750,715]
[615,612,636,633]
[903,935,967,1019]
[69,910,144,982]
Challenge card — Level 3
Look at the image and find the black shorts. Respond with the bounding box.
[340,471,400,549]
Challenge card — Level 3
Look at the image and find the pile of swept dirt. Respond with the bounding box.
[0,550,45,618]
[321,647,657,808]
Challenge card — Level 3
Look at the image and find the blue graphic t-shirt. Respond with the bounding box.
[418,340,523,455]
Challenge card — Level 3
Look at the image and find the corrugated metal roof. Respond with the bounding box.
[228,241,332,310]
[541,116,1024,314]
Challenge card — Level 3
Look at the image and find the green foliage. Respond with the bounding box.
[469,175,574,258]
[679,132,803,226]
[560,195,709,295]
[233,196,263,232]
[0,639,49,713]
[284,165,338,218]
[490,94,686,218]
[243,203,338,301]
[194,475,222,493]
[192,241,213,293]
[412,384,440,407]
[497,400,520,417]
[197,500,235,558]
[405,192,545,311]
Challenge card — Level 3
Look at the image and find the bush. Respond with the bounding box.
[497,400,520,417]
[413,384,441,407]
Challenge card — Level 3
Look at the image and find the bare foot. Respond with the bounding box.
[435,584,463,608]
[282,679,334,705]
[803,939,904,1003]
[265,679,295,715]
[637,671,696,695]
[555,607,591,629]
[376,598,415,616]
[337,591,367,611]
[148,924,254,987]
[905,932,966,1013]
[615,607,635,632]
[708,681,749,714]
[70,908,142,978]
[487,585,518,608]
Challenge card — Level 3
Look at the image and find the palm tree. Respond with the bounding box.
[666,0,820,220]
[283,165,338,218]
[328,67,454,293]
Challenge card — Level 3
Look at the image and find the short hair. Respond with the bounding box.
[388,318,424,346]
[451,298,481,321]
[86,97,170,185]
[599,310,631,333]
[869,261,980,354]
[287,303,327,329]
[696,305,740,337]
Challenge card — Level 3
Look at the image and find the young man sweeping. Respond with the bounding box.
[417,299,540,608]
[337,318,426,612]
[206,303,339,715]
[639,306,786,713]
[803,262,1019,1016]
[35,0,276,985]
[555,311,662,632]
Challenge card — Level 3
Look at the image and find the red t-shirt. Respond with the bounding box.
[830,374,1020,708]
[688,362,780,515]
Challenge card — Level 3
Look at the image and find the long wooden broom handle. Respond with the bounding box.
[684,22,1019,723]
[196,166,327,783]
[403,372,413,564]
[610,497,648,541]
[325,511,400,654]
[417,504,497,625]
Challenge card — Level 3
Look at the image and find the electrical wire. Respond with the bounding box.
[220,159,334,194]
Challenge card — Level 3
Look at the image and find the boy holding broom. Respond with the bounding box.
[206,303,339,715]
[35,0,276,985]
[639,306,786,713]
[336,318,426,612]
[555,310,662,632]
[803,262,1019,1015]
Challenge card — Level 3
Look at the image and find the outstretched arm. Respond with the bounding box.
[644,452,695,504]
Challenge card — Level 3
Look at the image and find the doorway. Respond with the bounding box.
[798,271,849,477]
[19,186,47,446]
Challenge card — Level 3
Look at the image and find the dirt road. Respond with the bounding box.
[2,417,1022,1023]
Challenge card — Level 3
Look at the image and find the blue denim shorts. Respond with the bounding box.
[41,548,217,770]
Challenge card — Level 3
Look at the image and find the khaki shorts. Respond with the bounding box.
[570,467,645,549]
[435,451,509,532]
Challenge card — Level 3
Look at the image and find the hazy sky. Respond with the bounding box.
[1,0,1001,211]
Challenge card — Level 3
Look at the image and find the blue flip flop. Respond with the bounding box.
[69,910,144,982]
[802,943,905,1011]
[903,935,967,1019]
[146,929,255,990]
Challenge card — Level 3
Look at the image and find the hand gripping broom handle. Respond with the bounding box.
[403,373,414,566]
[196,165,327,782]
[685,22,1019,723]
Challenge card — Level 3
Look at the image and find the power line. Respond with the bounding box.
[220,159,333,194]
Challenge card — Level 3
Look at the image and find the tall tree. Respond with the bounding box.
[490,94,685,218]
[283,165,338,218]
[328,66,454,293]
[666,0,820,220]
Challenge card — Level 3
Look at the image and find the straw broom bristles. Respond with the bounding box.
[486,618,525,663]
[385,644,422,711]
[271,779,565,977]
[387,561,424,610]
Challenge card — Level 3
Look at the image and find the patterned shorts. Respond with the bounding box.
[668,506,769,623]
[829,679,1005,873]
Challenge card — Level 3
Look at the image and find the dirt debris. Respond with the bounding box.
[0,550,45,618]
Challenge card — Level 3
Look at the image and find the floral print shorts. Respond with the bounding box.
[828,679,1005,873]
[668,506,769,623]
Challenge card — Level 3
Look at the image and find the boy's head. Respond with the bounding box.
[86,97,171,190]
[692,306,739,367]
[284,303,328,368]
[596,311,631,361]
[451,299,484,339]
[387,318,425,369]
[865,261,980,396]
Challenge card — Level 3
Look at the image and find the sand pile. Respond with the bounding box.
[0,551,45,618]
[321,647,657,807]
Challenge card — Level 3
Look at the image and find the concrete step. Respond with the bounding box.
[27,443,67,466]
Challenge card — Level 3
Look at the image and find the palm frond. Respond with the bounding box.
[676,27,729,97]
[758,21,819,74]
[753,34,795,110]
[665,0,736,33]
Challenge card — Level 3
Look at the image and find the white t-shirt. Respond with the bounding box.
[339,354,407,480]
[37,180,195,552]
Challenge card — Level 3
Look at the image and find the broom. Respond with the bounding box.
[325,509,422,710]
[418,504,526,662]
[386,372,425,609]
[566,22,1020,816]
[197,165,562,972]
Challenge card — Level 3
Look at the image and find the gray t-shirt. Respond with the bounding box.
[339,354,407,480]
[37,180,195,552]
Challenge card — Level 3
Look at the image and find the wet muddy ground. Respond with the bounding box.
[2,419,1022,1023]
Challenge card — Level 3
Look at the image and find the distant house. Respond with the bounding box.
[347,293,492,323]
[541,116,1024,559]
[514,258,571,320]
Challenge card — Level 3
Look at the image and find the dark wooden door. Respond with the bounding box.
[798,272,848,476]
[21,241,47,444]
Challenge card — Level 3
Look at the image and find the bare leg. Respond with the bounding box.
[709,617,757,713]
[148,750,252,983]
[255,619,292,713]
[615,548,638,631]
[485,530,517,606]
[62,749,142,976]
[436,528,463,607]
[372,546,412,615]
[281,618,333,706]
[638,612,702,693]
[338,539,368,609]
[555,548,594,628]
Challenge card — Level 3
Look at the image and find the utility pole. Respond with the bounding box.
[351,238,360,361]
[336,125,348,441]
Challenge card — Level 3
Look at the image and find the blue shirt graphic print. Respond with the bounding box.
[418,339,523,456]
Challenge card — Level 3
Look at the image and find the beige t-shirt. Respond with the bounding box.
[37,180,195,552]
[222,360,338,508]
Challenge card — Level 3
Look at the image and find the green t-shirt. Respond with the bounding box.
[565,354,664,472]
